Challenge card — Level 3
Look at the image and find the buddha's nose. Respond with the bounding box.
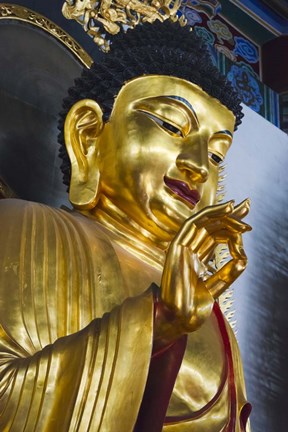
[176,153,209,183]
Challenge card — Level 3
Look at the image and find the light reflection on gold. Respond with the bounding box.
[0,75,251,431]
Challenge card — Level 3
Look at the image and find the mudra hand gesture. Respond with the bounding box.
[160,199,251,336]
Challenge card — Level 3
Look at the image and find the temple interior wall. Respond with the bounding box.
[226,105,288,432]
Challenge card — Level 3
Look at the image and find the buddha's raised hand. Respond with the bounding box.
[159,199,251,337]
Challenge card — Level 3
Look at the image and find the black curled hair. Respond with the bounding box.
[58,21,244,187]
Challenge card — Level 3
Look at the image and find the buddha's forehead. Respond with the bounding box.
[116,75,207,102]
[111,75,235,132]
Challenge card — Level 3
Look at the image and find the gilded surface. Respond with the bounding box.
[0,75,251,430]
[0,200,154,430]
[62,0,185,50]
[0,3,92,67]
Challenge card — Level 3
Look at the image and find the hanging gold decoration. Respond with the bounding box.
[62,0,186,51]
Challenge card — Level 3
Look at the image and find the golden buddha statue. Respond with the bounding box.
[0,22,251,431]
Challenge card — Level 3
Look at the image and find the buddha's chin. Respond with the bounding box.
[147,198,196,241]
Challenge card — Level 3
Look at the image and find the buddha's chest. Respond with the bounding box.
[167,312,227,417]
[113,248,227,415]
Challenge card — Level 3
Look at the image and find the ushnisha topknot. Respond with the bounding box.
[58,21,244,187]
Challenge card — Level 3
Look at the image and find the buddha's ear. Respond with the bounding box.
[64,99,104,210]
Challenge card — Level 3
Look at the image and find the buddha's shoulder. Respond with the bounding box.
[0,198,45,229]
[0,199,63,230]
[0,198,57,218]
[0,199,113,247]
[0,198,35,211]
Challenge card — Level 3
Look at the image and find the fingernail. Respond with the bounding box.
[244,198,251,207]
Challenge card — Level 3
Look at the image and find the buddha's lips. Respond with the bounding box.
[164,176,201,206]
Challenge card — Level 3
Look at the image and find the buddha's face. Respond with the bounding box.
[97,75,235,242]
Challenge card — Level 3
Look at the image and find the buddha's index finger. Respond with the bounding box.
[174,201,234,246]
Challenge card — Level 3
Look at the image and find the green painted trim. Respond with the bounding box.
[219,0,276,45]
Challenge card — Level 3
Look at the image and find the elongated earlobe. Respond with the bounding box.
[64,99,104,209]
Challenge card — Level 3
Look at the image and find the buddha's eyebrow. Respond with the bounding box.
[166,95,198,120]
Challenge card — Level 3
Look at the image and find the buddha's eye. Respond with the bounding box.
[208,152,223,164]
[161,121,183,137]
[144,112,183,137]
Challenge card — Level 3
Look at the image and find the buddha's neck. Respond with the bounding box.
[82,195,167,270]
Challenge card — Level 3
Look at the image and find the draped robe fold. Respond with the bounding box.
[0,199,250,431]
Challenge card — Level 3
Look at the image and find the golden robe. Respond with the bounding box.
[0,199,250,431]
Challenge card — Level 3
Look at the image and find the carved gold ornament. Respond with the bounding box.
[62,0,186,51]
